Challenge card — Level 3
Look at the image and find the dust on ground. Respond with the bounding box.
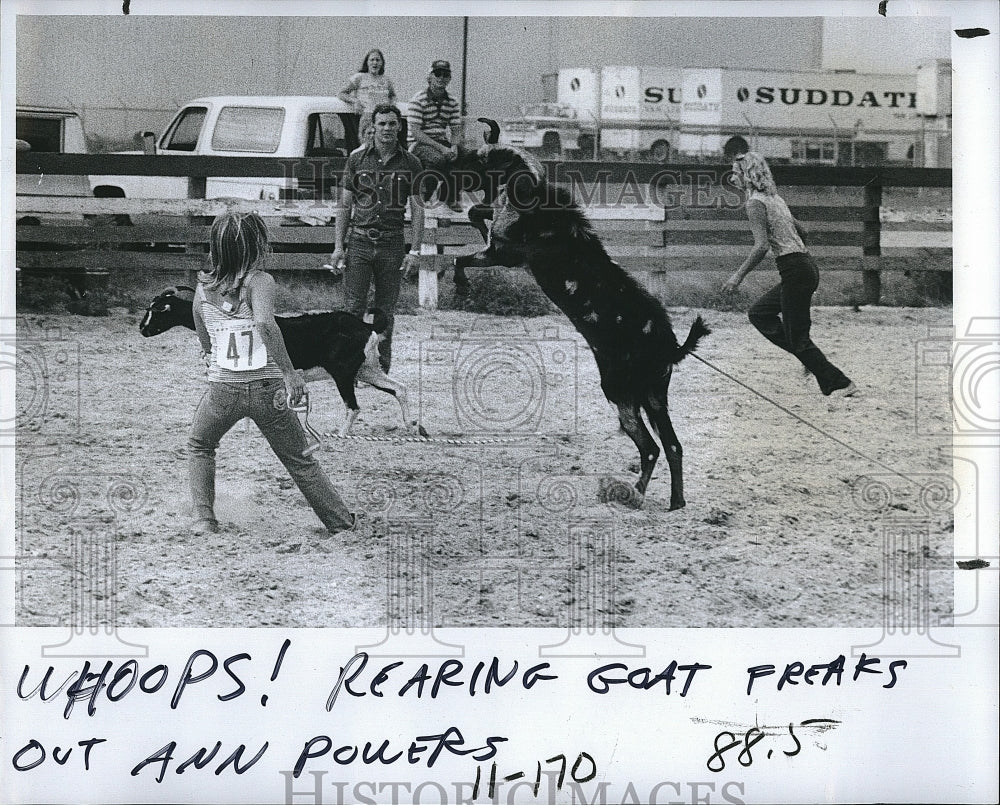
[15,305,954,628]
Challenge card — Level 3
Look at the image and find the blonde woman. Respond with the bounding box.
[188,212,355,536]
[723,152,858,398]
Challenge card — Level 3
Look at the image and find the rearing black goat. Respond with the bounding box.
[449,119,545,293]
[454,145,709,510]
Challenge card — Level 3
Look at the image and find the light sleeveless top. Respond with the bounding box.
[198,274,283,384]
[748,190,806,257]
[346,72,396,114]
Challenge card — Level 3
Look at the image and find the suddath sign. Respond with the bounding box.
[737,86,917,109]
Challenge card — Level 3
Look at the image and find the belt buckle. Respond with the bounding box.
[365,227,381,241]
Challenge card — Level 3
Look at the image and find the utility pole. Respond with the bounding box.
[460,17,469,118]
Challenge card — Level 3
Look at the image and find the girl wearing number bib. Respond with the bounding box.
[188,212,355,537]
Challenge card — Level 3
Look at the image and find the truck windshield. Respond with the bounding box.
[162,107,207,151]
[212,106,285,153]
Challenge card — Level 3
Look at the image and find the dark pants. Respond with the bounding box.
[344,230,404,373]
[748,252,851,395]
[409,141,456,204]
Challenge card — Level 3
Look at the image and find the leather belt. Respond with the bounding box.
[352,226,400,242]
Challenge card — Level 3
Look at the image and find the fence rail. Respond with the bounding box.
[16,154,952,309]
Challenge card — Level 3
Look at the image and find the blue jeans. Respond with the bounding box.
[748,252,851,395]
[188,378,354,533]
[344,230,404,372]
[410,142,456,203]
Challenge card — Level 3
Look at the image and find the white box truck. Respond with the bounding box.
[677,66,925,164]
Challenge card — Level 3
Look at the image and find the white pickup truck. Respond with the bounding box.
[88,95,382,202]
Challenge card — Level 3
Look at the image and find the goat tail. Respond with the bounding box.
[367,307,390,334]
[675,315,711,360]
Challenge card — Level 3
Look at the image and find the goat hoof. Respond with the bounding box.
[669,498,687,511]
[417,424,429,438]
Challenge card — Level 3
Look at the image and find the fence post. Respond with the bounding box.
[418,213,439,309]
[186,175,207,287]
[862,181,883,305]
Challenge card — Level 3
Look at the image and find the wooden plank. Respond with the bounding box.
[576,206,666,221]
[18,196,337,217]
[551,162,951,188]
[880,246,952,257]
[666,205,875,222]
[881,231,952,248]
[861,253,952,272]
[659,230,865,247]
[18,153,952,189]
[16,249,952,274]
[15,251,362,272]
[14,224,331,244]
[15,218,945,247]
[12,243,857,265]
[17,153,349,178]
[418,215,439,309]
[18,195,677,223]
[654,219,863,232]
[881,220,953,232]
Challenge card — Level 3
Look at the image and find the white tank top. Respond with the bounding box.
[748,190,806,257]
[198,274,283,383]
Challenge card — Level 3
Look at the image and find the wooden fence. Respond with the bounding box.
[16,153,951,308]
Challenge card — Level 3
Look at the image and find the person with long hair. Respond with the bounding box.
[722,151,858,398]
[338,48,397,141]
[188,211,356,537]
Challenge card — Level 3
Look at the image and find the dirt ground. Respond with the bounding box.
[15,304,954,629]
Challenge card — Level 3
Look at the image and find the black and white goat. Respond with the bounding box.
[454,154,709,510]
[449,119,546,292]
[140,286,425,437]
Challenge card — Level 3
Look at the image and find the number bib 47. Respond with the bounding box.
[215,319,268,371]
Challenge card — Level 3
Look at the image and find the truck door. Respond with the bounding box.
[148,105,208,198]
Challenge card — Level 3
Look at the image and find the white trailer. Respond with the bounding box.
[502,62,949,165]
[677,66,931,164]
[597,66,682,161]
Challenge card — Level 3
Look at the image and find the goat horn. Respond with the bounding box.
[478,117,500,145]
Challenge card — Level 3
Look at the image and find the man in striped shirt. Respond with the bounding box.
[407,59,463,212]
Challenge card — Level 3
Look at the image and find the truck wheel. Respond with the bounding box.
[650,140,671,163]
[577,134,596,159]
[541,132,561,158]
[91,186,132,227]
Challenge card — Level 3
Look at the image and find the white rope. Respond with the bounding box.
[321,431,539,446]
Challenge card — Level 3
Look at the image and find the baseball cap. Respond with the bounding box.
[431,60,451,73]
